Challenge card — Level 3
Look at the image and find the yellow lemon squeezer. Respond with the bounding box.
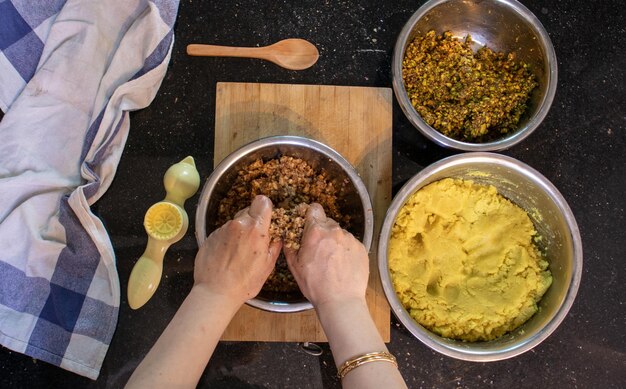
[127,156,200,309]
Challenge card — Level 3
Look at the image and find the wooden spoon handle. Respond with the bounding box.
[186,44,266,59]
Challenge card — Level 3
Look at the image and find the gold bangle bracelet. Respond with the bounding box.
[337,351,398,379]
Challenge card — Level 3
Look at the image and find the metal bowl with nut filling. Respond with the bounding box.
[392,0,558,151]
[196,135,374,313]
[378,153,582,361]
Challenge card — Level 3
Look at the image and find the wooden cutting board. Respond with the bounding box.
[214,82,392,342]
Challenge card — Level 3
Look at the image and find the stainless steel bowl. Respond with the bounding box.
[196,135,374,313]
[378,153,582,361]
[392,0,558,151]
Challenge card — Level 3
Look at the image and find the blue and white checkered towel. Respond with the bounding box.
[0,0,179,379]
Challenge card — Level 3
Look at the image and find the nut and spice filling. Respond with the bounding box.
[217,155,350,293]
[402,30,538,142]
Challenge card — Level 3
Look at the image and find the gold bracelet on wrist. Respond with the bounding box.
[337,351,398,379]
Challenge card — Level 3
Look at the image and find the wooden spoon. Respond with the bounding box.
[186,38,319,70]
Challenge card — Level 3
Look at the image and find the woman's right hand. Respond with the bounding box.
[284,203,370,308]
[285,204,407,389]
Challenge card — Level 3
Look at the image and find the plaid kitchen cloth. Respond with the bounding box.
[0,0,179,379]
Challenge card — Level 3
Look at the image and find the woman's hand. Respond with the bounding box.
[283,204,406,389]
[193,195,282,306]
[128,195,282,388]
[284,203,370,308]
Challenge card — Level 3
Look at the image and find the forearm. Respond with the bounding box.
[316,298,407,389]
[126,285,240,388]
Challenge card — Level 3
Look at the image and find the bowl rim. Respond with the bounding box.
[195,135,375,313]
[377,152,583,361]
[391,0,559,151]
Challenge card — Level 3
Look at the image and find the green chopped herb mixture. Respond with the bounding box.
[403,30,538,142]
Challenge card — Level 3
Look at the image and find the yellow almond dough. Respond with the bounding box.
[389,178,552,342]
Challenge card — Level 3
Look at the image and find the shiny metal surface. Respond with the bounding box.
[392,0,558,151]
[196,136,374,313]
[378,153,582,361]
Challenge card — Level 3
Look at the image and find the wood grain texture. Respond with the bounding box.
[214,82,392,342]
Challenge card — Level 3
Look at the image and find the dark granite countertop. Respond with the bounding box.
[1,0,625,387]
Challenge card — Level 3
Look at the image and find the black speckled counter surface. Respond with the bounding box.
[1,0,625,387]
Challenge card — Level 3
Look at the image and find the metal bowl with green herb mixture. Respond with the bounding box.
[392,0,558,151]
[403,30,538,142]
